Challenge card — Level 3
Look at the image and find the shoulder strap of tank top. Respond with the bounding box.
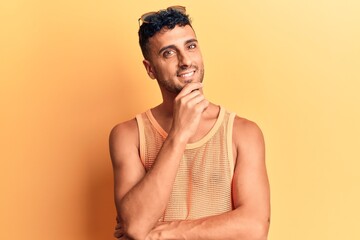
[227,112,236,178]
[135,113,146,167]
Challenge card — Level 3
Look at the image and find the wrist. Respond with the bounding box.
[167,129,188,148]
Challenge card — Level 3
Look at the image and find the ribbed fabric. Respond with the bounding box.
[135,106,236,221]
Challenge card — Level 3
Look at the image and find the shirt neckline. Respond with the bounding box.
[145,106,225,149]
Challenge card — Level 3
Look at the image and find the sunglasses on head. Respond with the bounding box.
[138,5,186,27]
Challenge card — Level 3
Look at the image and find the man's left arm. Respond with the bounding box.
[146,117,270,240]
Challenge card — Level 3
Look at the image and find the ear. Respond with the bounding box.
[142,59,156,79]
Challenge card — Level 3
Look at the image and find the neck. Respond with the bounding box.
[155,102,174,119]
[159,87,177,114]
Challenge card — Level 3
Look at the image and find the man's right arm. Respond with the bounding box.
[109,83,208,240]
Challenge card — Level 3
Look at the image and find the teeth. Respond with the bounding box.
[179,71,194,77]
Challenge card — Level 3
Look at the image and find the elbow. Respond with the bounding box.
[119,214,149,240]
[248,218,270,240]
[124,226,148,240]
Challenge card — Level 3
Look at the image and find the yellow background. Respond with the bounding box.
[1,1,359,239]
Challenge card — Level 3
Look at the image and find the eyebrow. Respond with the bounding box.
[158,38,198,55]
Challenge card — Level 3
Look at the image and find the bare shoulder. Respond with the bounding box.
[110,118,138,143]
[233,116,264,141]
[232,116,265,161]
[109,118,139,165]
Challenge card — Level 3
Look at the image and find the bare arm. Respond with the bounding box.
[110,83,209,239]
[146,118,270,240]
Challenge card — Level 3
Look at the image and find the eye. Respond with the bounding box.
[188,43,197,50]
[163,49,175,58]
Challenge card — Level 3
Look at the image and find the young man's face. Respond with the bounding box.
[143,24,204,94]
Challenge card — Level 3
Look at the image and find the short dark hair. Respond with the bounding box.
[138,8,192,60]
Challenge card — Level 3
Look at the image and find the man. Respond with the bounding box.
[109,6,270,240]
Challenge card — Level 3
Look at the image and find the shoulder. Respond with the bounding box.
[232,115,265,156]
[110,118,139,142]
[109,118,140,163]
[233,116,264,139]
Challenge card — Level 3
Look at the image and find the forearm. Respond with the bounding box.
[148,208,269,240]
[119,133,186,239]
[114,83,209,239]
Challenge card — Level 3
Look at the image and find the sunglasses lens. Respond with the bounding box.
[170,6,186,13]
[139,12,155,24]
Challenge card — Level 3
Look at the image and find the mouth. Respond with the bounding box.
[177,70,196,78]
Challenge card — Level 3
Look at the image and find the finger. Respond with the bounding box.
[198,98,209,111]
[114,233,124,238]
[178,88,203,103]
[188,98,208,114]
[114,224,124,238]
[184,93,206,107]
[114,231,124,238]
[177,82,203,98]
[115,223,122,230]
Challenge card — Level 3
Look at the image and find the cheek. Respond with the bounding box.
[154,65,174,78]
[161,61,178,74]
[193,53,204,64]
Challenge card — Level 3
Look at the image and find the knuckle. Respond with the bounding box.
[198,100,207,110]
[179,97,186,105]
[185,101,193,108]
[194,105,202,113]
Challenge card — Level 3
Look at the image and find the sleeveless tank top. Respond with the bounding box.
[135,106,236,221]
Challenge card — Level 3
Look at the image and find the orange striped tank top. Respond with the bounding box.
[135,106,236,221]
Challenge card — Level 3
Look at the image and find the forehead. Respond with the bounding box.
[148,25,197,51]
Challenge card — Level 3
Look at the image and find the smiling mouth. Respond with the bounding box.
[177,70,195,78]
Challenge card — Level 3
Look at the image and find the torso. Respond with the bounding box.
[136,104,237,220]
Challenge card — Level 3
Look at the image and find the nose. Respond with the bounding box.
[178,51,191,69]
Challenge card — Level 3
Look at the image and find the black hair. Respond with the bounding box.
[138,8,192,60]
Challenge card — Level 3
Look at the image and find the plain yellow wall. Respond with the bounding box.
[1,1,359,239]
